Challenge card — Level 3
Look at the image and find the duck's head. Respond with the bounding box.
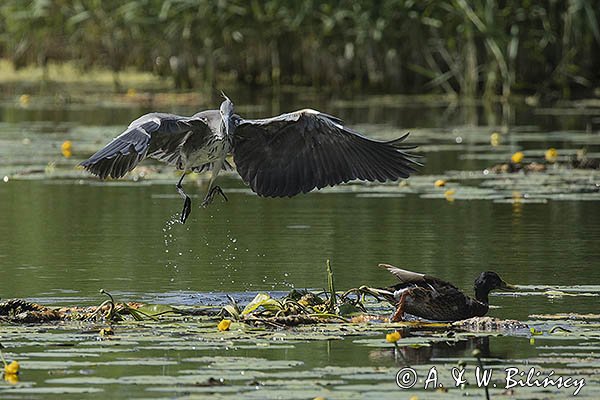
[474,271,516,303]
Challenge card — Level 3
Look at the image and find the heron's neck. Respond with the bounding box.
[217,120,226,138]
[219,115,235,138]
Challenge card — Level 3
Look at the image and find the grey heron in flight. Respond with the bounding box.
[80,94,421,223]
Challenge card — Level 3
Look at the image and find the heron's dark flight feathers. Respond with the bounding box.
[232,110,422,197]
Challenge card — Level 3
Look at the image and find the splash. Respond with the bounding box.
[213,231,241,286]
[163,214,182,275]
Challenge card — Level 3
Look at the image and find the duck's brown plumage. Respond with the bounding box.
[376,264,513,322]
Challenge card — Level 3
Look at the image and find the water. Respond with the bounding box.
[1,180,599,318]
[1,92,599,398]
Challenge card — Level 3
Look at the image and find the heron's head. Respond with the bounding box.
[219,92,235,136]
[219,92,235,117]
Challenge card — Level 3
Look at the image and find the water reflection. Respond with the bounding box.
[2,90,599,132]
[369,336,491,365]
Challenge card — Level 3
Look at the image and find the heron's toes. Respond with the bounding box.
[214,186,228,202]
[200,196,212,208]
[201,186,227,207]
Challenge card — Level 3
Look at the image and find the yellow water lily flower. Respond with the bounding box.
[444,189,456,202]
[386,331,401,343]
[19,94,30,107]
[4,373,19,384]
[511,151,524,164]
[490,132,501,147]
[61,140,72,152]
[434,179,446,187]
[61,140,73,158]
[4,360,20,375]
[218,319,232,331]
[545,148,558,163]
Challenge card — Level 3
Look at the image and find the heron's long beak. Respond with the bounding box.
[220,90,230,102]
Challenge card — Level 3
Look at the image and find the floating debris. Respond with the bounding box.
[451,317,529,332]
[0,290,199,323]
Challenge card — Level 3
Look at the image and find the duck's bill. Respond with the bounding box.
[499,281,519,290]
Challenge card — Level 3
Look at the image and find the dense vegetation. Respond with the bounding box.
[1,0,599,97]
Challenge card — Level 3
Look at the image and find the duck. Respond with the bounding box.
[371,264,516,322]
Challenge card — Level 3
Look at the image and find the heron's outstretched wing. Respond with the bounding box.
[80,113,211,179]
[232,109,422,197]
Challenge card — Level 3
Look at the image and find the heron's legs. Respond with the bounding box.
[201,161,228,207]
[176,172,192,224]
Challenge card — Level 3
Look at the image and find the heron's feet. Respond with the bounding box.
[180,196,192,224]
[201,186,228,207]
[176,180,192,224]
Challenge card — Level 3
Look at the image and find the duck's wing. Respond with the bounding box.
[378,263,461,293]
[80,113,211,179]
[379,264,426,285]
[232,110,422,197]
